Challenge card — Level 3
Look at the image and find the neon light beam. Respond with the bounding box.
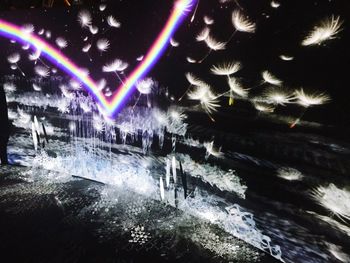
[0,0,194,117]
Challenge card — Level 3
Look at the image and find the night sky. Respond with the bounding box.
[0,0,349,128]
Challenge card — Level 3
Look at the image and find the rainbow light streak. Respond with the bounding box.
[0,0,194,117]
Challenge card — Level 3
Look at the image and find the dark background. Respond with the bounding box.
[0,0,349,128]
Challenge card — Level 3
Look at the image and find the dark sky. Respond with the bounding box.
[0,0,349,127]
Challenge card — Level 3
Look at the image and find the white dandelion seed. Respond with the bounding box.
[205,35,226,50]
[264,86,294,105]
[198,35,226,63]
[188,82,212,100]
[211,61,241,75]
[82,43,92,52]
[103,58,128,84]
[204,15,214,25]
[253,101,275,113]
[232,9,256,33]
[34,65,50,78]
[294,88,330,107]
[136,78,154,95]
[21,24,35,34]
[228,77,249,98]
[99,4,107,11]
[29,49,41,61]
[186,57,197,63]
[103,58,128,72]
[262,70,283,86]
[196,27,210,42]
[22,43,30,50]
[107,15,121,28]
[96,38,110,52]
[204,141,223,159]
[51,68,57,74]
[78,10,92,28]
[45,30,51,39]
[271,1,280,8]
[7,53,25,76]
[38,29,44,35]
[170,38,179,47]
[276,167,303,181]
[188,82,220,120]
[97,79,107,91]
[89,25,99,35]
[311,184,350,221]
[136,55,144,61]
[302,15,343,46]
[280,55,294,61]
[32,84,42,92]
[55,37,68,49]
[185,72,204,86]
[7,53,20,64]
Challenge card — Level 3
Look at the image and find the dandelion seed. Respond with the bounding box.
[136,78,154,94]
[107,15,121,28]
[186,57,197,63]
[185,72,204,86]
[196,27,210,42]
[188,83,212,100]
[253,101,275,113]
[22,43,30,50]
[199,35,226,63]
[276,167,303,181]
[7,53,25,76]
[45,30,51,39]
[302,15,342,46]
[136,55,144,61]
[178,72,203,101]
[21,24,35,34]
[78,10,92,28]
[99,4,107,11]
[262,70,283,86]
[205,35,226,50]
[170,38,179,47]
[38,29,44,35]
[294,88,330,107]
[32,84,42,92]
[96,38,110,52]
[271,1,280,8]
[89,25,99,35]
[204,141,223,159]
[7,53,20,64]
[228,77,249,98]
[264,86,294,105]
[204,15,214,25]
[55,37,68,49]
[34,65,50,78]
[211,61,241,75]
[29,49,41,61]
[232,9,256,33]
[97,79,107,91]
[103,58,128,72]
[311,184,350,221]
[82,43,92,52]
[280,55,294,61]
